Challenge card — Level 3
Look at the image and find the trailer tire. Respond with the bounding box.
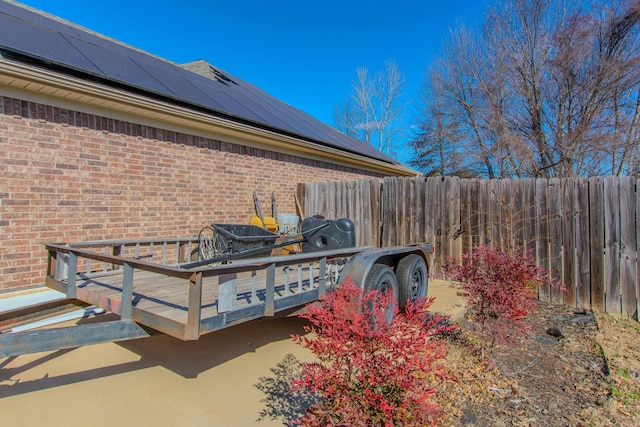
[364,263,398,323]
[396,254,428,310]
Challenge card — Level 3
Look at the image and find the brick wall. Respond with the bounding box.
[0,96,384,290]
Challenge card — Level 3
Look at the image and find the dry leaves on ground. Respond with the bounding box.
[256,301,640,426]
[436,302,640,426]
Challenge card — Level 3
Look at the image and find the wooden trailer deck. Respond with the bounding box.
[43,238,369,341]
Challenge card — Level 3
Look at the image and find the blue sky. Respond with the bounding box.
[17,0,488,161]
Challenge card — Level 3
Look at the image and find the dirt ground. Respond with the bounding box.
[254,299,640,426]
[436,302,640,427]
[1,282,639,426]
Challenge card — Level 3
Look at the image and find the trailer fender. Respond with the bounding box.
[338,245,431,294]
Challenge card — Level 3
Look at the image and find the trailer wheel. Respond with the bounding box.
[364,263,399,323]
[396,254,428,310]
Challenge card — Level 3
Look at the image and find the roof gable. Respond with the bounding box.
[0,1,400,166]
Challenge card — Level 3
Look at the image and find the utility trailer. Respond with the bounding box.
[0,235,432,357]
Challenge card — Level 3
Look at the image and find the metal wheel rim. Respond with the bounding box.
[378,275,397,321]
[410,268,425,300]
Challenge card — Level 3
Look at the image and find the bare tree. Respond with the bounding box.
[332,98,360,139]
[409,65,472,176]
[414,23,505,178]
[412,0,640,178]
[334,60,406,157]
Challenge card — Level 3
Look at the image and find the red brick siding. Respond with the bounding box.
[0,96,384,290]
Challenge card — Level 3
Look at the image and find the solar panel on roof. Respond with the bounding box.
[63,36,171,94]
[0,0,400,165]
[257,95,321,137]
[129,58,228,110]
[0,1,73,34]
[226,89,306,132]
[67,26,144,59]
[188,78,262,121]
[0,12,102,75]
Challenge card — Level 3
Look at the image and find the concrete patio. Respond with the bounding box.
[0,279,465,426]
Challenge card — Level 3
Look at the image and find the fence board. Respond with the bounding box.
[396,178,405,245]
[480,180,489,247]
[416,177,426,244]
[449,176,462,260]
[302,182,311,217]
[523,179,536,253]
[620,177,636,318]
[340,181,347,218]
[352,181,362,246]
[312,182,320,216]
[433,178,444,276]
[408,178,416,244]
[317,182,327,217]
[347,180,355,222]
[300,175,638,318]
[403,178,411,245]
[381,177,395,247]
[370,179,382,247]
[548,178,564,304]
[461,179,471,254]
[403,178,412,245]
[511,179,524,253]
[380,179,388,247]
[604,176,621,314]
[359,180,368,247]
[536,179,551,301]
[440,178,451,267]
[425,178,438,276]
[299,182,307,217]
[345,181,355,244]
[562,178,576,308]
[316,182,325,217]
[489,179,502,249]
[637,179,640,321]
[469,179,480,249]
[575,178,591,310]
[424,178,436,248]
[499,179,512,251]
[395,177,402,246]
[335,181,342,217]
[414,177,421,244]
[331,181,339,218]
[338,181,347,219]
[589,177,605,312]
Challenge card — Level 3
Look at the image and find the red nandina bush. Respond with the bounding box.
[443,245,557,358]
[291,278,453,427]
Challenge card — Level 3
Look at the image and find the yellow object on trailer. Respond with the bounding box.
[250,215,278,233]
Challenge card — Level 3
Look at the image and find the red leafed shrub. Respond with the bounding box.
[443,245,557,358]
[291,277,453,427]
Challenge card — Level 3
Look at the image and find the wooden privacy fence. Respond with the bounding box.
[298,176,639,319]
